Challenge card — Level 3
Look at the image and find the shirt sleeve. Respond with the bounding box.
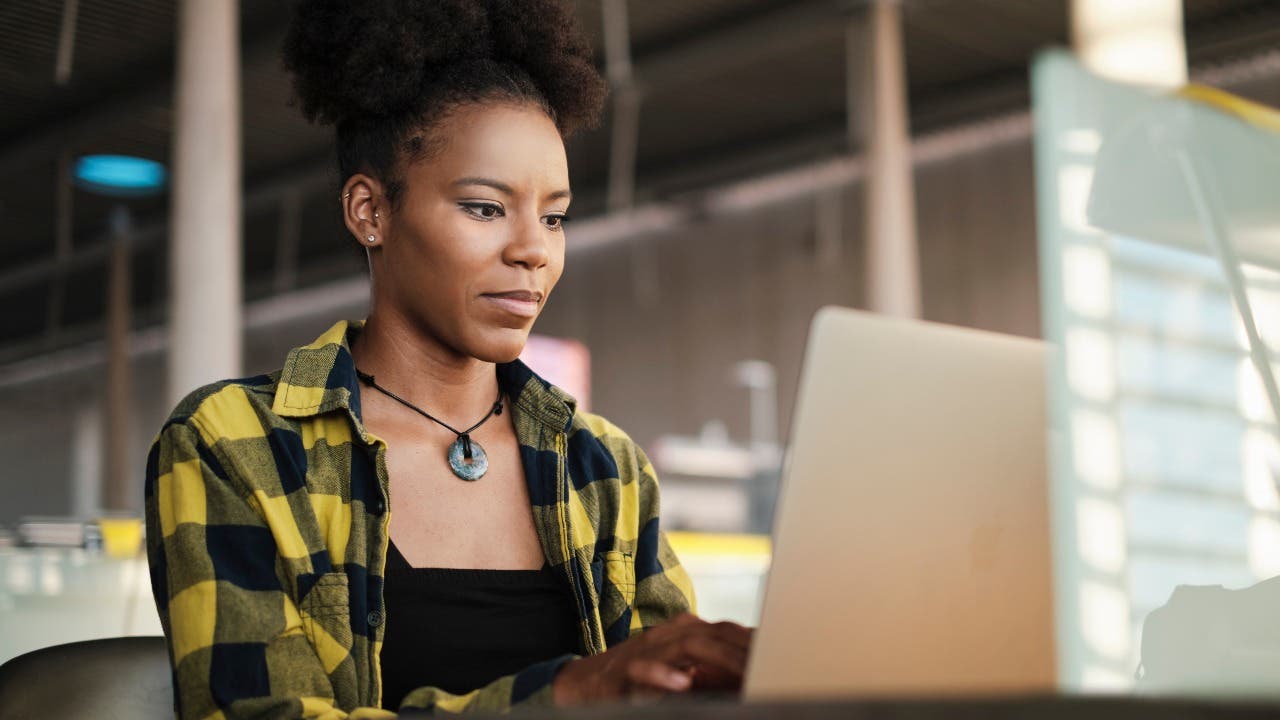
[394,654,577,714]
[144,418,395,720]
[628,442,698,635]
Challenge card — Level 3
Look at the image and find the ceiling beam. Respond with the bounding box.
[0,0,861,173]
[0,16,289,173]
[633,0,863,95]
[0,153,334,296]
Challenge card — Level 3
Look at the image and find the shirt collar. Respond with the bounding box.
[272,319,576,433]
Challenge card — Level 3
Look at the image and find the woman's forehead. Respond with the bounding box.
[418,102,569,193]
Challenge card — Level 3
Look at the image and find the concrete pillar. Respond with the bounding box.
[274,188,302,294]
[104,207,134,511]
[54,0,79,85]
[860,0,921,319]
[168,0,242,407]
[602,0,659,307]
[1072,0,1187,88]
[46,148,73,346]
[735,360,781,534]
[71,401,103,519]
[602,0,638,213]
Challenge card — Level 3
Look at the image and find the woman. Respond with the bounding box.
[143,0,752,717]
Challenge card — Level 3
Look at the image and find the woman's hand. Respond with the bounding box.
[552,613,754,706]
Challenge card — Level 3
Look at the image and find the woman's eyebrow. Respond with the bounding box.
[452,176,571,202]
[452,176,513,195]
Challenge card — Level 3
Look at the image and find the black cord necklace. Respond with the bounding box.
[355,369,503,481]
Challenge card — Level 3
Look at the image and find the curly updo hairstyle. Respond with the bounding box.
[283,0,607,209]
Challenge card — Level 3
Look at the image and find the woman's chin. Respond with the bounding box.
[468,327,530,364]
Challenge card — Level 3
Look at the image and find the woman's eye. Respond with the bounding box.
[461,202,503,220]
[544,214,570,230]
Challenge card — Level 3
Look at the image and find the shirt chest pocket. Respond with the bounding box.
[601,550,636,608]
[299,571,355,662]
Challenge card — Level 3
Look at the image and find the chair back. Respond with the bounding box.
[0,637,171,720]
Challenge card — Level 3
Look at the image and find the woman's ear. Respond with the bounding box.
[340,174,386,247]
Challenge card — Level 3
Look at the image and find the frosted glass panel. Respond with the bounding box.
[1033,50,1280,697]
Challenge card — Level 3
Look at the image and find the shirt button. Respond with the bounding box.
[367,610,384,628]
[372,499,385,513]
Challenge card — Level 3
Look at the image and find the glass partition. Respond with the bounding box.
[1033,50,1280,697]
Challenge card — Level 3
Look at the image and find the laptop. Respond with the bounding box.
[743,306,1056,700]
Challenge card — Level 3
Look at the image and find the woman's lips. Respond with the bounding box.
[482,291,541,319]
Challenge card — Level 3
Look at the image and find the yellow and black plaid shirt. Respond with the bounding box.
[144,320,695,718]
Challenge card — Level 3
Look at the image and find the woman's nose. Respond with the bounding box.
[504,216,551,269]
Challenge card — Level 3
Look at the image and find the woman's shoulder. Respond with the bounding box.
[568,409,659,484]
[147,372,290,500]
[160,370,285,440]
[162,318,362,437]
[571,408,628,442]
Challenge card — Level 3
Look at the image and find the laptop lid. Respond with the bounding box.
[743,306,1055,700]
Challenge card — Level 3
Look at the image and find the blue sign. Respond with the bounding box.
[74,154,167,197]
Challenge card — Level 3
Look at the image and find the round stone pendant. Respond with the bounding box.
[447,435,489,481]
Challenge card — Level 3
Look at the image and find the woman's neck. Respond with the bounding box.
[350,310,501,425]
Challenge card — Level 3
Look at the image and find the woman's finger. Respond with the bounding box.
[666,612,704,629]
[689,663,746,692]
[710,621,754,652]
[626,658,693,693]
[646,629,748,678]
[685,631,750,673]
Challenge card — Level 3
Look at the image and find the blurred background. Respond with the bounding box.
[1,0,1279,699]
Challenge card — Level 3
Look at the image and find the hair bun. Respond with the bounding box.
[284,0,493,125]
[284,0,605,135]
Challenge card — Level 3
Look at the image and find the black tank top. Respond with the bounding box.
[378,539,582,710]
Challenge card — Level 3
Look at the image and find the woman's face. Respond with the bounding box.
[367,101,570,364]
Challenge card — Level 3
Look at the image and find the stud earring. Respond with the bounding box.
[366,234,376,244]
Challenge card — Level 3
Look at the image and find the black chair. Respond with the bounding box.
[0,637,172,720]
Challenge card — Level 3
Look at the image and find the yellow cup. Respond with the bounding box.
[97,517,144,559]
